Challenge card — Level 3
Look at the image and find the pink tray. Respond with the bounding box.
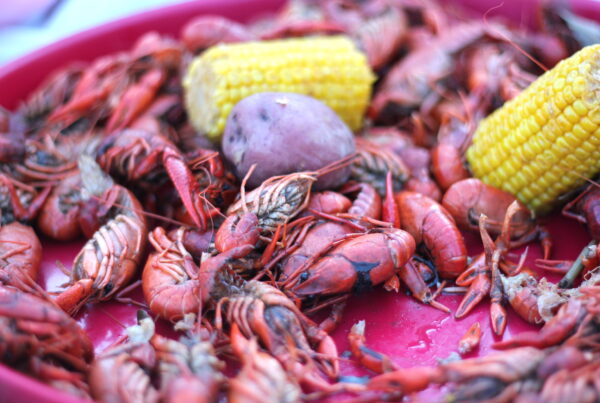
[0,0,597,402]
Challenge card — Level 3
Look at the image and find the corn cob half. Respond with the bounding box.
[183,36,375,141]
[466,44,600,214]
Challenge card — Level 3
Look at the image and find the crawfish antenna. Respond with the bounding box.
[483,2,548,72]
[240,164,257,214]
[315,152,359,177]
[78,155,115,199]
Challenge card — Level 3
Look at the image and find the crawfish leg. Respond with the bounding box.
[399,259,450,313]
[455,264,490,318]
[319,300,347,334]
[349,321,397,374]
[458,322,481,355]
[489,252,507,336]
[558,241,595,288]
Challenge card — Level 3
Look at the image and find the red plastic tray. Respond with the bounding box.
[0,1,596,402]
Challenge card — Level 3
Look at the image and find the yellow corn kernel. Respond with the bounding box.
[184,36,375,141]
[467,44,600,214]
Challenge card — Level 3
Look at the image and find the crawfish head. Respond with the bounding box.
[215,212,260,254]
[0,285,94,365]
[228,173,316,232]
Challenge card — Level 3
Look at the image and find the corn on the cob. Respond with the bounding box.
[183,36,375,141]
[466,44,600,214]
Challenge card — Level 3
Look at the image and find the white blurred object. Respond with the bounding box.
[0,0,185,66]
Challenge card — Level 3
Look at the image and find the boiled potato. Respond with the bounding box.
[222,92,355,189]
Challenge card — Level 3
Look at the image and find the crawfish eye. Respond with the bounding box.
[103,283,114,296]
[299,272,309,282]
[467,208,480,227]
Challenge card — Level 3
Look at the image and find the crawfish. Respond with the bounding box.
[348,320,398,374]
[150,313,224,403]
[0,285,93,395]
[0,107,26,164]
[89,310,159,403]
[55,156,148,315]
[562,184,600,241]
[47,53,131,126]
[441,347,547,402]
[430,108,478,191]
[367,347,545,400]
[322,0,407,69]
[464,44,536,103]
[396,257,450,312]
[339,181,383,224]
[443,178,551,259]
[458,322,481,355]
[142,226,202,321]
[105,68,167,133]
[181,15,255,53]
[0,222,42,291]
[277,189,360,280]
[455,204,529,335]
[229,323,301,403]
[130,31,183,70]
[280,219,353,281]
[223,155,355,240]
[501,272,569,325]
[282,227,415,297]
[536,360,600,403]
[255,0,344,40]
[369,21,501,122]
[179,147,237,224]
[215,170,320,257]
[198,250,339,391]
[98,123,215,230]
[396,191,467,278]
[363,126,441,201]
[351,137,410,196]
[493,298,588,350]
[18,64,84,130]
[1,138,78,183]
[305,190,352,216]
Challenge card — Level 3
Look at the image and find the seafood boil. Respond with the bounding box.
[1,0,600,402]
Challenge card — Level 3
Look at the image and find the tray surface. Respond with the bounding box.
[0,0,595,401]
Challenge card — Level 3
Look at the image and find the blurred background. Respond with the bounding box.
[0,0,185,66]
[2,0,600,67]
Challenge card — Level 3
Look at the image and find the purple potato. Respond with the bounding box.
[222,92,355,190]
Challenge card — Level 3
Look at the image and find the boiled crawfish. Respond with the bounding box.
[0,285,93,397]
[89,310,159,403]
[0,222,42,291]
[55,156,148,315]
[198,250,339,391]
[228,323,301,403]
[443,178,551,258]
[151,313,225,403]
[98,123,216,230]
[396,191,467,279]
[142,226,202,322]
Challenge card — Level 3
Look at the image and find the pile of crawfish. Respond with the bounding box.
[1,0,600,402]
